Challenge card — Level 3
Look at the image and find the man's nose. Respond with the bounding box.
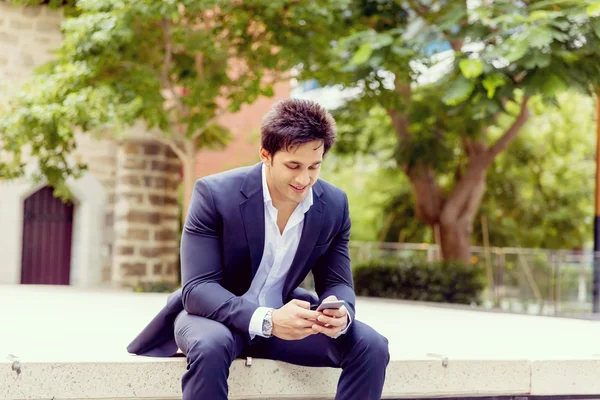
[295,170,311,187]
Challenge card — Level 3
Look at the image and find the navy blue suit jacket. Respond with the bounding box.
[127,162,356,357]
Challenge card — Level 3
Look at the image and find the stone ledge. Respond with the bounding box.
[4,286,600,399]
[1,359,531,400]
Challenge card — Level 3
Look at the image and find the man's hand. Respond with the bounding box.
[272,299,322,340]
[312,296,349,338]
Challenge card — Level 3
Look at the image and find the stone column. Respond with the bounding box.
[113,140,181,286]
[73,135,118,283]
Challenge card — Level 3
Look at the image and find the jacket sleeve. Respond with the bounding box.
[311,192,356,323]
[180,179,259,337]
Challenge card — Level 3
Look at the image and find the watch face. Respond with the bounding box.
[262,319,272,334]
[262,314,273,336]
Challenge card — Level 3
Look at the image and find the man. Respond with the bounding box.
[127,99,390,399]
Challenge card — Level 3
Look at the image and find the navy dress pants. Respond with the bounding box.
[174,311,390,400]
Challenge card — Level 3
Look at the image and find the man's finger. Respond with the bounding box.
[311,323,343,337]
[322,306,347,318]
[317,314,346,328]
[322,295,338,303]
[294,318,317,329]
[296,307,322,321]
[290,299,311,309]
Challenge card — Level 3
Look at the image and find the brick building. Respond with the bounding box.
[0,2,290,288]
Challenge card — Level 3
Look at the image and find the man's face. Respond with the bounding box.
[260,140,324,206]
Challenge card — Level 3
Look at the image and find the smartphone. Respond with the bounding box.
[316,300,345,311]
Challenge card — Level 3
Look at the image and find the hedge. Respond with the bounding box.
[353,258,486,305]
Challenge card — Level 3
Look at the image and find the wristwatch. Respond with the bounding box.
[262,308,274,338]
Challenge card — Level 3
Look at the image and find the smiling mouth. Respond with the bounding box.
[290,184,307,192]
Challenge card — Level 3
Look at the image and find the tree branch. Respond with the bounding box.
[487,96,530,161]
[152,135,187,163]
[457,178,486,227]
[386,80,412,140]
[449,39,463,51]
[195,52,205,82]
[407,164,446,225]
[406,0,430,17]
[264,72,292,86]
[191,108,230,140]
[160,18,185,115]
[440,160,487,226]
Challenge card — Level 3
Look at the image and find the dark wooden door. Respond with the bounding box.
[21,186,74,285]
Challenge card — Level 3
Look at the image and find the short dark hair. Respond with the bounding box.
[261,99,337,156]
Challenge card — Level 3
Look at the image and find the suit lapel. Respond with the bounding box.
[240,163,265,279]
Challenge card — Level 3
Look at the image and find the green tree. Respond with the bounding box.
[304,0,600,263]
[1,0,346,221]
[475,91,595,250]
[327,91,595,251]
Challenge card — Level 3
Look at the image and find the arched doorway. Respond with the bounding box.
[20,186,74,285]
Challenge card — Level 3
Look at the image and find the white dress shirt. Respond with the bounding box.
[243,163,351,338]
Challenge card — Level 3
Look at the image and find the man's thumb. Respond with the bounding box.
[290,299,310,309]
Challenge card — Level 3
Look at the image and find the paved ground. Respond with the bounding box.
[3,284,600,363]
[5,285,600,399]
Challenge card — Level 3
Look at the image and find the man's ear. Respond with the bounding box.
[259,147,272,164]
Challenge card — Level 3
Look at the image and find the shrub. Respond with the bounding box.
[133,281,180,293]
[353,258,486,305]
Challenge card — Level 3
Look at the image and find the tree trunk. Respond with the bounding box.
[439,218,474,263]
[181,141,196,227]
[408,160,488,264]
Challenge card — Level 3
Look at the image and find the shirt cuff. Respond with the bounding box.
[249,306,271,339]
[333,313,352,339]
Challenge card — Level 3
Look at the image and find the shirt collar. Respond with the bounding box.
[262,163,313,213]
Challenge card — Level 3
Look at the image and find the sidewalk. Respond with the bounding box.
[2,285,600,399]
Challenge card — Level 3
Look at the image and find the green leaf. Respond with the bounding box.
[505,38,529,62]
[594,19,600,39]
[372,33,393,49]
[555,49,580,63]
[524,52,552,69]
[350,42,373,65]
[587,3,600,17]
[459,59,483,79]
[529,10,549,21]
[482,74,505,99]
[551,30,570,42]
[443,76,475,105]
[438,5,467,31]
[528,27,554,49]
[391,45,413,57]
[549,19,570,30]
[542,74,567,96]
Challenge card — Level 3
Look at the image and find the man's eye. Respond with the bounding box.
[287,165,298,170]
[310,165,321,170]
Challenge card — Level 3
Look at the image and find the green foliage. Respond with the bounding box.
[11,0,79,17]
[353,258,486,304]
[307,0,600,173]
[310,0,600,255]
[320,156,404,242]
[327,90,595,249]
[475,91,596,249]
[133,281,180,293]
[0,1,348,198]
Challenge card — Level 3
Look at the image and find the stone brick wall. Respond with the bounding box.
[73,134,118,283]
[113,140,181,286]
[0,1,290,288]
[0,2,63,104]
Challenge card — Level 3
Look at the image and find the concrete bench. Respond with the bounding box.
[3,286,600,399]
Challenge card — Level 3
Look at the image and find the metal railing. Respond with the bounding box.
[349,241,595,317]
